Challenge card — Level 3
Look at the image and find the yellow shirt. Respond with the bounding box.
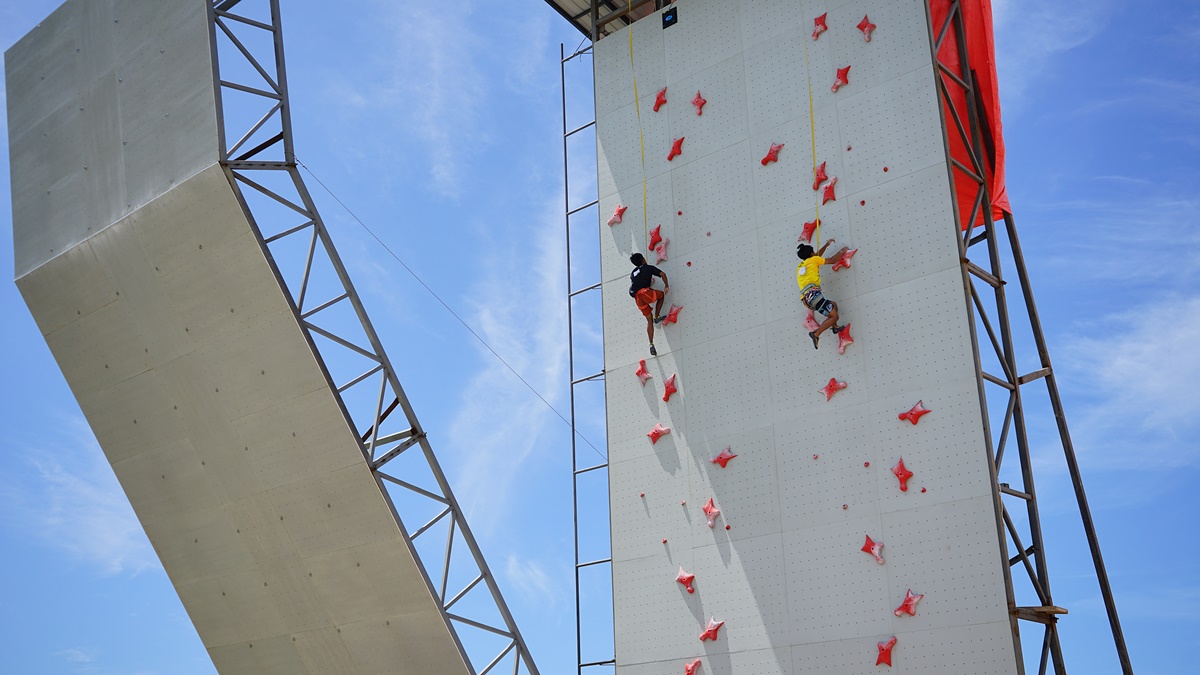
[796,256,826,290]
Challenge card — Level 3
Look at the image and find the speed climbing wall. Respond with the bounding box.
[595,0,1020,672]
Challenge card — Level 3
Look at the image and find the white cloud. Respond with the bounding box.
[504,554,565,610]
[992,0,1115,107]
[58,647,96,663]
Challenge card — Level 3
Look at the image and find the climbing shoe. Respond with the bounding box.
[808,331,820,349]
[653,315,665,324]
[649,343,657,356]
[832,324,845,334]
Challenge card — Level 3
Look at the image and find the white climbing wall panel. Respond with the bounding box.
[594,0,1020,672]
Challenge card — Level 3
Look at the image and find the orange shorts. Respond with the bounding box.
[634,288,663,317]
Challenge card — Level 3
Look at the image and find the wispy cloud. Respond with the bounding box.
[992,0,1115,107]
[58,647,96,663]
[504,553,566,611]
[0,416,157,576]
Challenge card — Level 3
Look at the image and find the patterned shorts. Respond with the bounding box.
[801,285,835,317]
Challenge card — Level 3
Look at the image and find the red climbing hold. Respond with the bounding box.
[821,377,848,401]
[812,161,828,191]
[800,218,820,244]
[921,487,927,493]
[803,309,821,333]
[761,142,784,166]
[648,224,663,251]
[892,458,914,492]
[864,461,870,467]
[607,205,627,227]
[655,239,670,263]
[894,589,925,617]
[822,177,838,205]
[668,137,685,161]
[699,616,724,642]
[654,87,668,112]
[877,637,897,666]
[831,248,858,272]
[842,504,849,510]
[663,538,668,544]
[831,66,851,93]
[685,659,702,675]
[898,400,932,425]
[837,323,854,354]
[640,492,645,497]
[635,359,652,386]
[711,446,737,468]
[725,524,731,530]
[811,12,828,40]
[813,454,819,460]
[692,91,707,116]
[662,374,679,402]
[676,566,696,594]
[648,423,671,444]
[662,304,683,325]
[678,210,683,216]
[861,535,885,564]
[703,498,721,528]
[858,15,877,42]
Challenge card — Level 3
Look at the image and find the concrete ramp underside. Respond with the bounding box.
[17,163,470,675]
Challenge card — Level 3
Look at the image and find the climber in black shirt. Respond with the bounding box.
[629,253,669,356]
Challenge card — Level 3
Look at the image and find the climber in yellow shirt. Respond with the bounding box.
[796,239,849,349]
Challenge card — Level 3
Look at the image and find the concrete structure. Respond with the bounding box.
[594,0,1019,671]
[8,1,535,673]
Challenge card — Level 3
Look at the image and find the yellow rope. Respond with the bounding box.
[801,22,821,247]
[628,1,649,248]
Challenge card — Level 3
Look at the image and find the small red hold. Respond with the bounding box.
[812,161,828,191]
[648,423,671,444]
[711,446,737,468]
[837,324,854,354]
[892,458,914,491]
[883,166,889,172]
[858,15,877,42]
[894,589,925,617]
[820,377,847,401]
[662,538,668,544]
[831,248,858,272]
[655,239,670,263]
[635,359,652,386]
[685,659,702,675]
[803,309,821,333]
[831,66,851,93]
[706,231,711,237]
[811,12,828,40]
[859,200,866,206]
[653,87,668,112]
[725,525,730,530]
[648,224,663,251]
[699,616,724,642]
[668,137,685,161]
[877,636,897,667]
[607,204,627,226]
[899,400,932,425]
[692,91,707,116]
[863,461,870,467]
[677,210,683,215]
[847,146,853,151]
[662,304,683,325]
[662,374,679,402]
[703,498,721,528]
[640,492,645,497]
[676,566,696,594]
[822,177,838,205]
[842,504,849,510]
[812,454,819,460]
[921,487,927,493]
[861,535,885,564]
[761,142,784,166]
[800,218,820,244]
[686,261,692,267]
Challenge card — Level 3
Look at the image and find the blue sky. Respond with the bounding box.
[0,1,1196,673]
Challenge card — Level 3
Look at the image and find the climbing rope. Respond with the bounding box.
[627,0,650,248]
[801,22,822,247]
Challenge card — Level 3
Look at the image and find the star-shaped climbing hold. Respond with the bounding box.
[655,239,670,263]
[607,204,627,227]
[811,12,828,40]
[662,304,683,325]
[892,457,914,491]
[831,66,851,93]
[861,535,885,564]
[711,446,737,468]
[649,224,663,251]
[699,616,724,642]
[822,177,838,205]
[877,636,897,666]
[858,15,877,42]
[662,374,679,402]
[761,142,784,166]
[803,309,821,333]
[635,359,652,386]
[685,659,702,675]
[821,377,848,401]
[668,137,685,161]
[676,566,696,594]
[812,161,828,191]
[800,218,820,243]
[692,91,707,116]
[703,497,721,528]
[898,400,932,425]
[654,87,668,112]
[837,323,854,354]
[831,247,859,272]
[894,589,924,617]
[648,423,671,444]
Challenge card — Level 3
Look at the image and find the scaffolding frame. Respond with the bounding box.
[204,2,539,673]
[925,2,1133,673]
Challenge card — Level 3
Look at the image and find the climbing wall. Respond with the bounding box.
[594,0,1020,672]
